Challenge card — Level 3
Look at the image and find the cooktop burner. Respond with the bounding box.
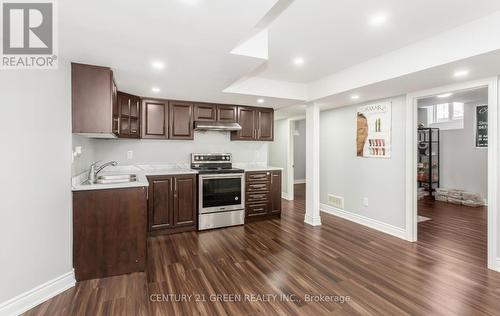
[191,153,244,174]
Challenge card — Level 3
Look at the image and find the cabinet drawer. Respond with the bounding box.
[246,182,270,192]
[246,202,269,216]
[246,191,269,203]
[246,172,271,182]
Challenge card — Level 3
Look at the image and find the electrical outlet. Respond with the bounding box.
[127,150,133,160]
[363,197,369,207]
[328,194,344,210]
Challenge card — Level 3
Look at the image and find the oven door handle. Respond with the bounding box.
[199,173,244,180]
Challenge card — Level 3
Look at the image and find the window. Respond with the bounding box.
[436,103,449,122]
[423,102,465,130]
[452,102,464,119]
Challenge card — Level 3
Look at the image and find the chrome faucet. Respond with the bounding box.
[88,161,118,183]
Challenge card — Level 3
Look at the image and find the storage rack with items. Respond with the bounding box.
[417,127,440,197]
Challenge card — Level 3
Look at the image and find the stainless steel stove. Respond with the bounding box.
[191,153,245,230]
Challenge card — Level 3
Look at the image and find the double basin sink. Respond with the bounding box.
[88,174,137,184]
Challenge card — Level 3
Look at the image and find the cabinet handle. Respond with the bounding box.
[170,180,173,192]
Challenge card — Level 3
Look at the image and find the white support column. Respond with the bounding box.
[304,103,321,226]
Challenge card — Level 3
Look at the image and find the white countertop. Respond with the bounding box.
[71,164,197,191]
[72,163,282,191]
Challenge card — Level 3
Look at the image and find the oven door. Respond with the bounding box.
[199,173,245,214]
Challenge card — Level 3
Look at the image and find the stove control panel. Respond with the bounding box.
[192,153,232,163]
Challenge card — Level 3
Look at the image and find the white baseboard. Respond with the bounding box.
[0,270,76,316]
[282,191,293,201]
[294,179,306,184]
[320,203,407,240]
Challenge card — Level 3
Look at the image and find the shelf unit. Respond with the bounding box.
[417,127,440,196]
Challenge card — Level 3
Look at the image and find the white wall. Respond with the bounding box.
[293,119,306,181]
[320,96,407,229]
[90,131,268,166]
[72,134,96,176]
[269,119,292,198]
[418,100,488,199]
[0,62,73,305]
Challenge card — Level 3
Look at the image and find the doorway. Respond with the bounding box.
[406,78,498,271]
[416,87,489,265]
[292,119,306,201]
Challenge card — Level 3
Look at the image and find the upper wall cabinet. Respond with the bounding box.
[170,101,194,140]
[231,106,274,141]
[72,63,116,136]
[117,92,141,138]
[194,103,216,122]
[217,105,237,123]
[142,99,169,139]
[194,103,238,123]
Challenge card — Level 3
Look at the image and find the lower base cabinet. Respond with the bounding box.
[73,187,147,281]
[147,174,197,235]
[245,170,282,221]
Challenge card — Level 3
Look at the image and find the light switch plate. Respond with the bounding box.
[127,150,133,160]
[363,197,369,207]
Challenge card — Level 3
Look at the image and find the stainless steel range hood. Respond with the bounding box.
[194,121,242,131]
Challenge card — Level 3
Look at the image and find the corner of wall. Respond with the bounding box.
[0,270,75,316]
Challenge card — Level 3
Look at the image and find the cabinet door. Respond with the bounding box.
[194,103,216,122]
[148,177,174,231]
[117,92,141,138]
[112,78,119,135]
[73,187,147,281]
[170,101,194,139]
[71,63,113,134]
[142,99,169,139]
[256,108,274,141]
[173,175,197,227]
[217,105,237,123]
[232,106,256,140]
[270,171,282,215]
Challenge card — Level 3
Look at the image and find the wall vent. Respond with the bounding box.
[328,194,344,210]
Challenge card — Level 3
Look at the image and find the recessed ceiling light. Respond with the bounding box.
[454,69,469,78]
[293,57,305,66]
[351,94,360,100]
[257,98,265,104]
[369,13,388,26]
[152,87,160,93]
[151,61,165,70]
[437,93,453,98]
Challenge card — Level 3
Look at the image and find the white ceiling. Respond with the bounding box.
[59,0,500,110]
[258,0,500,83]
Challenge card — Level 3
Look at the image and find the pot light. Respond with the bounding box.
[257,98,265,104]
[454,70,469,78]
[369,13,388,26]
[293,57,305,66]
[152,87,160,93]
[351,94,360,100]
[151,61,165,70]
[437,93,453,98]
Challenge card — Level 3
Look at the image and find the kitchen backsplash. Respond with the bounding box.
[72,131,269,174]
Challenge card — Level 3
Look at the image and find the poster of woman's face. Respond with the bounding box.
[356,102,392,158]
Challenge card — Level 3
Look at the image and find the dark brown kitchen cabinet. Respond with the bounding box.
[117,91,141,138]
[256,108,274,141]
[170,101,194,139]
[217,105,237,123]
[72,63,116,136]
[245,170,281,221]
[147,174,197,235]
[142,99,169,139]
[231,106,274,141]
[73,187,147,281]
[232,106,257,140]
[194,103,216,122]
[270,171,282,214]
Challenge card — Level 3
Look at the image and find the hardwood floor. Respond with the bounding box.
[24,196,500,315]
